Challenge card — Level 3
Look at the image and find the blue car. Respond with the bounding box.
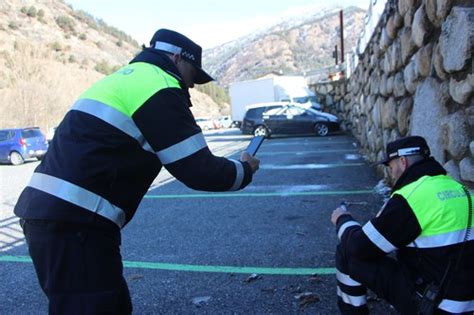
[0,127,48,165]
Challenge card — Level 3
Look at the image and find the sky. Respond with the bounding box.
[65,0,370,49]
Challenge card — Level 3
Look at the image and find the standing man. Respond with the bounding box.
[15,29,260,314]
[331,136,473,314]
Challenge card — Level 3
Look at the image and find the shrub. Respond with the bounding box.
[8,21,19,30]
[116,40,123,47]
[20,7,28,14]
[51,42,62,52]
[94,60,113,75]
[27,6,37,18]
[37,9,45,18]
[68,55,77,63]
[55,15,75,33]
[79,33,87,40]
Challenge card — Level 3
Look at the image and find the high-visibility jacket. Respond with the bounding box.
[336,158,474,313]
[15,49,253,232]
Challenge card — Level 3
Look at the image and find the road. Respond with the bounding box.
[0,129,393,314]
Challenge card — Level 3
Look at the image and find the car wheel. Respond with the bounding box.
[253,125,269,138]
[314,122,329,137]
[10,151,24,165]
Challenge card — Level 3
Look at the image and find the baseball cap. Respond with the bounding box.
[379,136,431,165]
[149,29,214,84]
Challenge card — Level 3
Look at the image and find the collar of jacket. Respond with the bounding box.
[392,157,447,192]
[129,48,192,104]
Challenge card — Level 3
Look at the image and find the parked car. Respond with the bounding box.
[195,117,217,130]
[261,104,340,137]
[240,102,286,135]
[218,116,233,129]
[241,102,339,138]
[0,127,48,165]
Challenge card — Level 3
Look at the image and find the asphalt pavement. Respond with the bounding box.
[0,129,395,314]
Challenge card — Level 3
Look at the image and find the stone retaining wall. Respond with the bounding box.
[312,0,473,185]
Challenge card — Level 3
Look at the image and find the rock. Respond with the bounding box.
[380,28,392,52]
[442,111,470,159]
[412,5,433,47]
[404,60,419,94]
[468,105,474,127]
[425,0,454,28]
[443,160,461,181]
[393,72,406,97]
[387,15,399,39]
[410,78,449,163]
[397,97,413,135]
[382,97,397,129]
[387,75,394,94]
[439,7,474,73]
[394,11,404,29]
[432,42,448,80]
[380,74,388,96]
[460,156,474,182]
[390,39,403,72]
[192,296,211,307]
[398,0,412,17]
[400,28,418,64]
[370,75,380,95]
[373,97,383,128]
[449,74,473,104]
[326,94,333,106]
[404,6,417,27]
[415,43,433,77]
[383,52,391,74]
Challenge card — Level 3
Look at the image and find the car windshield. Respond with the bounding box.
[293,96,309,103]
[21,129,43,138]
[293,96,318,103]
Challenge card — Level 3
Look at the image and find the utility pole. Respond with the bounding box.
[340,9,344,63]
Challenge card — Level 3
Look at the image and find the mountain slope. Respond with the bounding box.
[0,0,227,131]
[203,6,366,86]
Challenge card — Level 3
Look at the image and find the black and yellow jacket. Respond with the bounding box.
[15,49,253,232]
[336,158,474,313]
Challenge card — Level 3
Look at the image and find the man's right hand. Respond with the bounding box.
[331,207,351,226]
[240,151,260,174]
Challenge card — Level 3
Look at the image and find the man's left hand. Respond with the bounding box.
[331,207,351,226]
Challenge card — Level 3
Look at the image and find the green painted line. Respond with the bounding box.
[0,255,336,275]
[145,190,373,199]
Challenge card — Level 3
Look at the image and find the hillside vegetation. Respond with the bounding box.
[0,0,228,132]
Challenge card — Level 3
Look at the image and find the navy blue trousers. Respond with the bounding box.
[22,219,132,315]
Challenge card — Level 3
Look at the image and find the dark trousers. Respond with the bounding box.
[335,244,419,315]
[21,219,132,315]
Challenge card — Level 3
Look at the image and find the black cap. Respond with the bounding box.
[379,136,431,165]
[149,29,213,84]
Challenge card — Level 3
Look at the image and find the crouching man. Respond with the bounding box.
[331,136,473,314]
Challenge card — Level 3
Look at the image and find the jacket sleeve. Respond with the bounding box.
[336,195,422,260]
[132,88,252,191]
